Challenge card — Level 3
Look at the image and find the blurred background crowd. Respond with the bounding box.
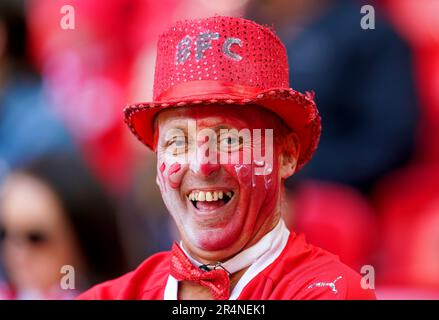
[0,0,438,299]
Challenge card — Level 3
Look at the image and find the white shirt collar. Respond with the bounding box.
[164,218,290,300]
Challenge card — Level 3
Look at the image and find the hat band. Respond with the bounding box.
[156,80,263,102]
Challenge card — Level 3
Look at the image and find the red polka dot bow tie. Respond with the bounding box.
[170,242,230,300]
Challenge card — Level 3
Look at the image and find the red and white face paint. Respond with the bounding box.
[155,105,293,260]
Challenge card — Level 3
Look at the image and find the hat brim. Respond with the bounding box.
[123,88,321,171]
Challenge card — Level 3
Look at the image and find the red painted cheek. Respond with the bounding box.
[158,162,167,191]
[168,162,182,189]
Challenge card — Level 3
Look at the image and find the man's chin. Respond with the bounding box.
[186,225,244,254]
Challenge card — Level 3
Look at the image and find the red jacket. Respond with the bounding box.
[78,232,376,300]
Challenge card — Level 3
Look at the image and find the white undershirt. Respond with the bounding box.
[163,219,290,300]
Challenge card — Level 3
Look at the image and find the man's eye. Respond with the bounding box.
[171,139,186,147]
[219,135,241,151]
[166,137,187,155]
[223,137,237,144]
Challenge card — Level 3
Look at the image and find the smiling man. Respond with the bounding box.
[78,16,375,300]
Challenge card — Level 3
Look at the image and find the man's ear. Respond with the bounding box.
[279,132,300,179]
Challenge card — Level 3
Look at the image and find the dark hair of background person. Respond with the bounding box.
[19,154,129,288]
[0,0,35,74]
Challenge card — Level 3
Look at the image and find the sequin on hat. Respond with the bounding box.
[124,16,321,170]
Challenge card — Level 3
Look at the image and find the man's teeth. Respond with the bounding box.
[188,190,233,202]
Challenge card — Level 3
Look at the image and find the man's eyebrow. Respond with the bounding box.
[215,125,235,132]
[160,120,189,132]
[159,125,188,143]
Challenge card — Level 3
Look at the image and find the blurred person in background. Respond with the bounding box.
[287,180,378,272]
[120,155,177,260]
[372,164,439,298]
[0,154,128,299]
[27,0,208,195]
[0,0,74,181]
[246,0,418,192]
[370,0,439,298]
[383,0,439,164]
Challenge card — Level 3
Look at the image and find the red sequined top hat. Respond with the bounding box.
[124,16,321,170]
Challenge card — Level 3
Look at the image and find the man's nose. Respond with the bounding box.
[189,142,221,177]
[199,163,220,177]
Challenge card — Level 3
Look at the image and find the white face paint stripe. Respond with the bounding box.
[189,161,200,173]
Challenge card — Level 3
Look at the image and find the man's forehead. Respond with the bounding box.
[156,106,249,129]
[155,105,279,130]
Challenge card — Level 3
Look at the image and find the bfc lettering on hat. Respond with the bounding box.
[176,32,243,64]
